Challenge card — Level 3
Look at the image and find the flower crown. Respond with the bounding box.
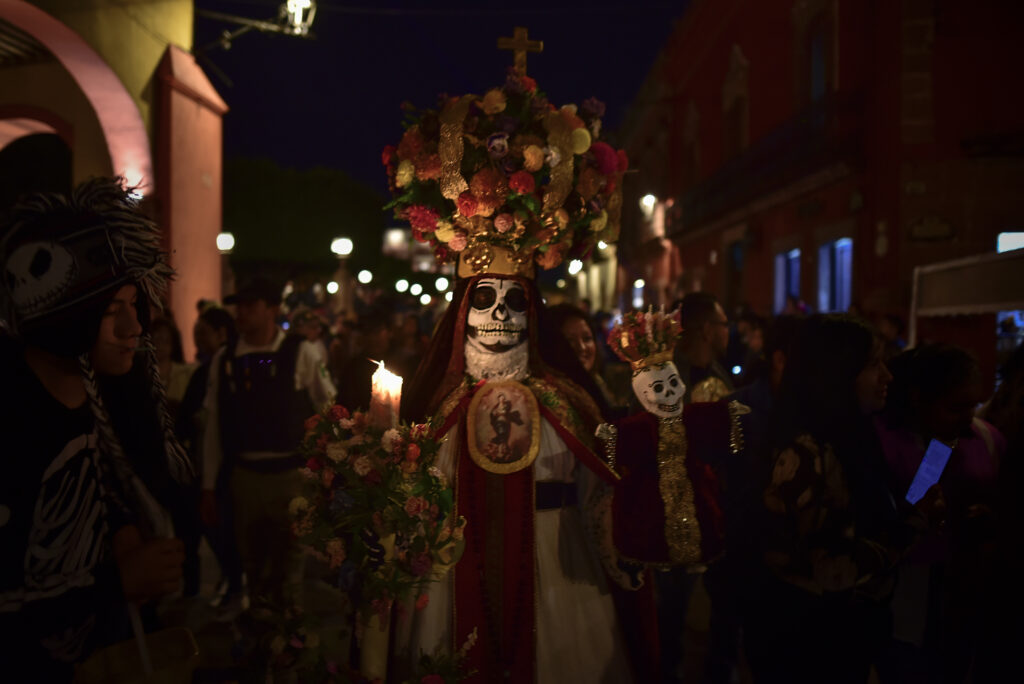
[608,308,683,371]
[384,68,628,278]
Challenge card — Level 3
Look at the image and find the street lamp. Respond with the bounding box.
[357,270,373,284]
[434,276,450,292]
[326,281,339,294]
[396,279,409,293]
[197,1,318,52]
[640,194,657,211]
[331,237,353,256]
[419,294,432,306]
[410,283,423,296]
[634,278,646,289]
[216,231,235,253]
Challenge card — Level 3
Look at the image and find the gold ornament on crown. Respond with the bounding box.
[608,308,684,372]
[384,27,629,279]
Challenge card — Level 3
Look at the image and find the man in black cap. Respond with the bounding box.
[199,275,335,617]
[0,177,191,681]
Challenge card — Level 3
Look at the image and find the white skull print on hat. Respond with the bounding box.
[4,241,77,317]
[464,278,529,381]
[631,361,685,419]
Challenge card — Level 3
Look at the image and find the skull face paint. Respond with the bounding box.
[464,278,529,381]
[466,278,528,352]
[631,362,685,419]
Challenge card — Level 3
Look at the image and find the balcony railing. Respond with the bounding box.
[674,92,866,235]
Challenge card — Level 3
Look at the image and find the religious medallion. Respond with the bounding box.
[466,380,540,474]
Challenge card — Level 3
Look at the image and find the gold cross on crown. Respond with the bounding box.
[497,27,543,77]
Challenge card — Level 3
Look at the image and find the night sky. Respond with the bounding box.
[193,0,685,195]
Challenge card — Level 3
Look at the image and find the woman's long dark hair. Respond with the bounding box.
[771,314,894,533]
[882,343,980,430]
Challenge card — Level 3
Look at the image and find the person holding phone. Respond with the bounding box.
[876,344,1004,682]
[743,315,942,684]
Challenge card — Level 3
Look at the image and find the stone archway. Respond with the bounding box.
[0,0,152,190]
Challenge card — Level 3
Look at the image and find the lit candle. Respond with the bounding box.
[369,360,403,428]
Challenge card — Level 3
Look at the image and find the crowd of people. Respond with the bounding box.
[2,178,1022,683]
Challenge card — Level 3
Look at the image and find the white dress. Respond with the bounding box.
[393,419,634,683]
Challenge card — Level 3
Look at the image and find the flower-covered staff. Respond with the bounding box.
[394,34,644,684]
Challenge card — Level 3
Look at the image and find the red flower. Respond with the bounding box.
[406,443,421,462]
[456,191,479,217]
[305,457,323,472]
[616,149,629,172]
[415,593,430,610]
[508,170,536,195]
[363,469,383,485]
[381,145,396,167]
[414,153,442,181]
[406,205,440,234]
[397,126,424,160]
[329,405,350,422]
[304,414,322,432]
[590,142,618,176]
[521,75,537,92]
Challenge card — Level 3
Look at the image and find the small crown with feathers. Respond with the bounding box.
[608,307,683,371]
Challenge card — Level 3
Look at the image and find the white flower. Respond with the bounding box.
[428,466,447,487]
[352,455,372,477]
[326,443,348,463]
[381,428,401,453]
[339,417,355,429]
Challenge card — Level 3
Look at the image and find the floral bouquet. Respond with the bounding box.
[607,307,683,369]
[291,405,466,626]
[383,69,629,274]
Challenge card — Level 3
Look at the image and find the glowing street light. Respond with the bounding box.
[634,278,645,289]
[419,293,431,306]
[434,276,450,292]
[568,259,584,276]
[396,279,409,293]
[285,0,316,35]
[640,194,657,211]
[410,283,423,296]
[357,269,373,284]
[216,232,235,253]
[331,237,353,256]
[326,281,339,294]
[444,291,453,302]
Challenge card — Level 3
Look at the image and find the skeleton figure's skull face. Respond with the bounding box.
[631,361,685,419]
[4,241,77,316]
[466,278,528,353]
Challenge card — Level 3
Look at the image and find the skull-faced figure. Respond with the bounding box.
[631,361,685,419]
[4,241,77,317]
[464,277,529,381]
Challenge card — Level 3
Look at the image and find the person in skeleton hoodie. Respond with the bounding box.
[0,178,192,681]
[598,308,749,682]
[397,254,642,683]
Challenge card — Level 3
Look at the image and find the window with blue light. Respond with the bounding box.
[817,237,853,313]
[997,232,1024,254]
[774,248,801,314]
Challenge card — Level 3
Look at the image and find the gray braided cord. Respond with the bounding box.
[141,333,194,483]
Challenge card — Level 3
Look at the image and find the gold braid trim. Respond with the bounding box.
[728,400,751,455]
[657,419,702,566]
[439,96,473,201]
[541,111,574,213]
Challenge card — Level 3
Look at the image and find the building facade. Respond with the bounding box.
[620,0,1023,369]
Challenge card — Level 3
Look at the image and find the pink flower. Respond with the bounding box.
[494,213,514,233]
[508,170,536,195]
[405,443,421,462]
[405,496,428,517]
[448,232,468,251]
[329,404,350,422]
[397,127,424,160]
[321,468,335,488]
[414,153,442,181]
[590,141,618,176]
[456,192,479,218]
[410,423,430,440]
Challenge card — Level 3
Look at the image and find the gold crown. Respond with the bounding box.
[608,308,683,371]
